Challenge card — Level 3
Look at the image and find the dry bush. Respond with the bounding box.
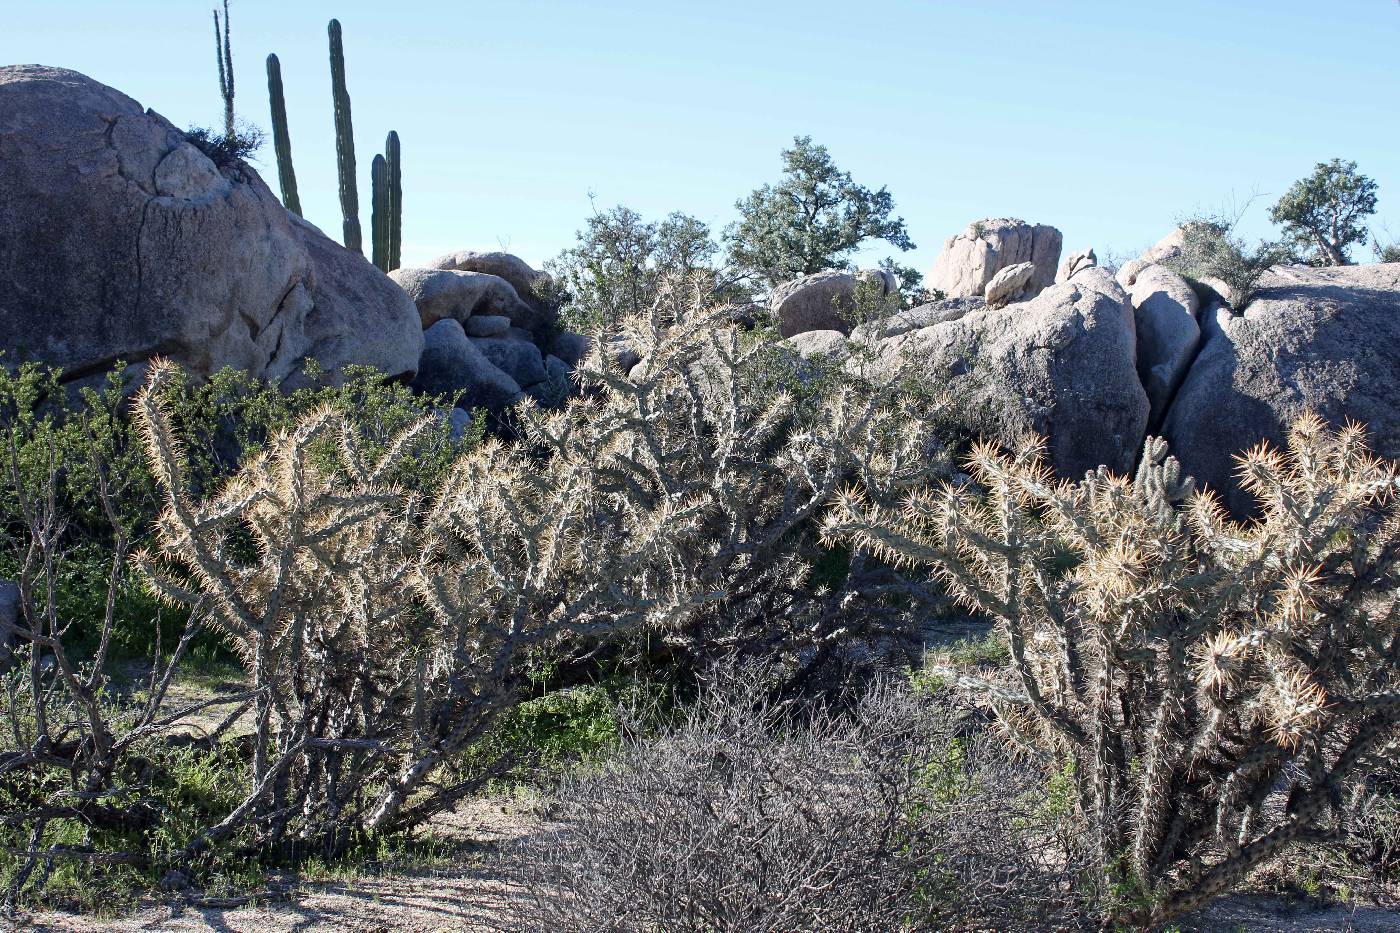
[826,417,1400,928]
[508,664,1093,932]
[2,278,950,898]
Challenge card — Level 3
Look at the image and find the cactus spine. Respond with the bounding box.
[328,19,361,254]
[385,131,402,272]
[371,154,390,272]
[265,54,302,216]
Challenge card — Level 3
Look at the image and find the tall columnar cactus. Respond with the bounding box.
[370,154,389,272]
[265,54,302,216]
[213,0,235,138]
[328,19,361,254]
[385,131,402,271]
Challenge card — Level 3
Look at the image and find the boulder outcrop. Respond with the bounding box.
[411,319,523,411]
[1161,263,1400,515]
[928,218,1063,301]
[863,268,1147,477]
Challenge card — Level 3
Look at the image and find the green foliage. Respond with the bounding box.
[0,358,470,659]
[265,53,301,216]
[547,204,723,333]
[183,124,264,169]
[212,0,235,138]
[371,153,390,271]
[1269,158,1379,266]
[1165,214,1291,311]
[725,136,915,289]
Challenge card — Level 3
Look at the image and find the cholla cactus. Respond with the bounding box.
[130,275,949,856]
[825,415,1400,928]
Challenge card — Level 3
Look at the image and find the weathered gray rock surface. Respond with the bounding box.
[781,330,850,360]
[772,271,858,337]
[1126,263,1201,426]
[426,250,550,303]
[470,336,548,389]
[390,267,538,331]
[984,262,1037,309]
[0,65,421,386]
[848,298,986,343]
[411,319,523,411]
[1056,248,1097,284]
[1161,263,1400,514]
[865,268,1147,477]
[928,218,1063,300]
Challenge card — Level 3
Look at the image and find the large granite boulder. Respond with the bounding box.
[411,319,523,411]
[423,250,557,337]
[1126,263,1201,427]
[389,267,539,332]
[865,268,1147,477]
[1161,263,1400,515]
[0,65,421,386]
[928,218,1063,301]
[771,271,858,338]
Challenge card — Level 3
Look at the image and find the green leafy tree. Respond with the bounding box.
[725,136,915,289]
[1268,159,1378,266]
[547,204,720,332]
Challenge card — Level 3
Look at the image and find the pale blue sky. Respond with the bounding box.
[6,1,1399,273]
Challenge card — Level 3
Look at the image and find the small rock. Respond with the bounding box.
[984,262,1037,309]
[470,336,548,388]
[1056,247,1097,284]
[462,314,511,338]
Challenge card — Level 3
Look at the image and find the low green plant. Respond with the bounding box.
[1164,215,1292,312]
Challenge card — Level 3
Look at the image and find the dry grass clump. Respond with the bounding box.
[508,663,1093,933]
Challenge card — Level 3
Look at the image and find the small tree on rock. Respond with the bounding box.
[725,136,915,289]
[1269,159,1378,266]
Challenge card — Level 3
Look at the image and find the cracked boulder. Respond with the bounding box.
[1126,263,1200,427]
[862,268,1147,478]
[422,250,557,338]
[928,217,1062,301]
[0,65,422,386]
[1161,263,1400,516]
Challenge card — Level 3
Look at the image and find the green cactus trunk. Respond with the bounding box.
[371,154,390,272]
[385,131,402,272]
[328,19,361,254]
[265,54,302,217]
